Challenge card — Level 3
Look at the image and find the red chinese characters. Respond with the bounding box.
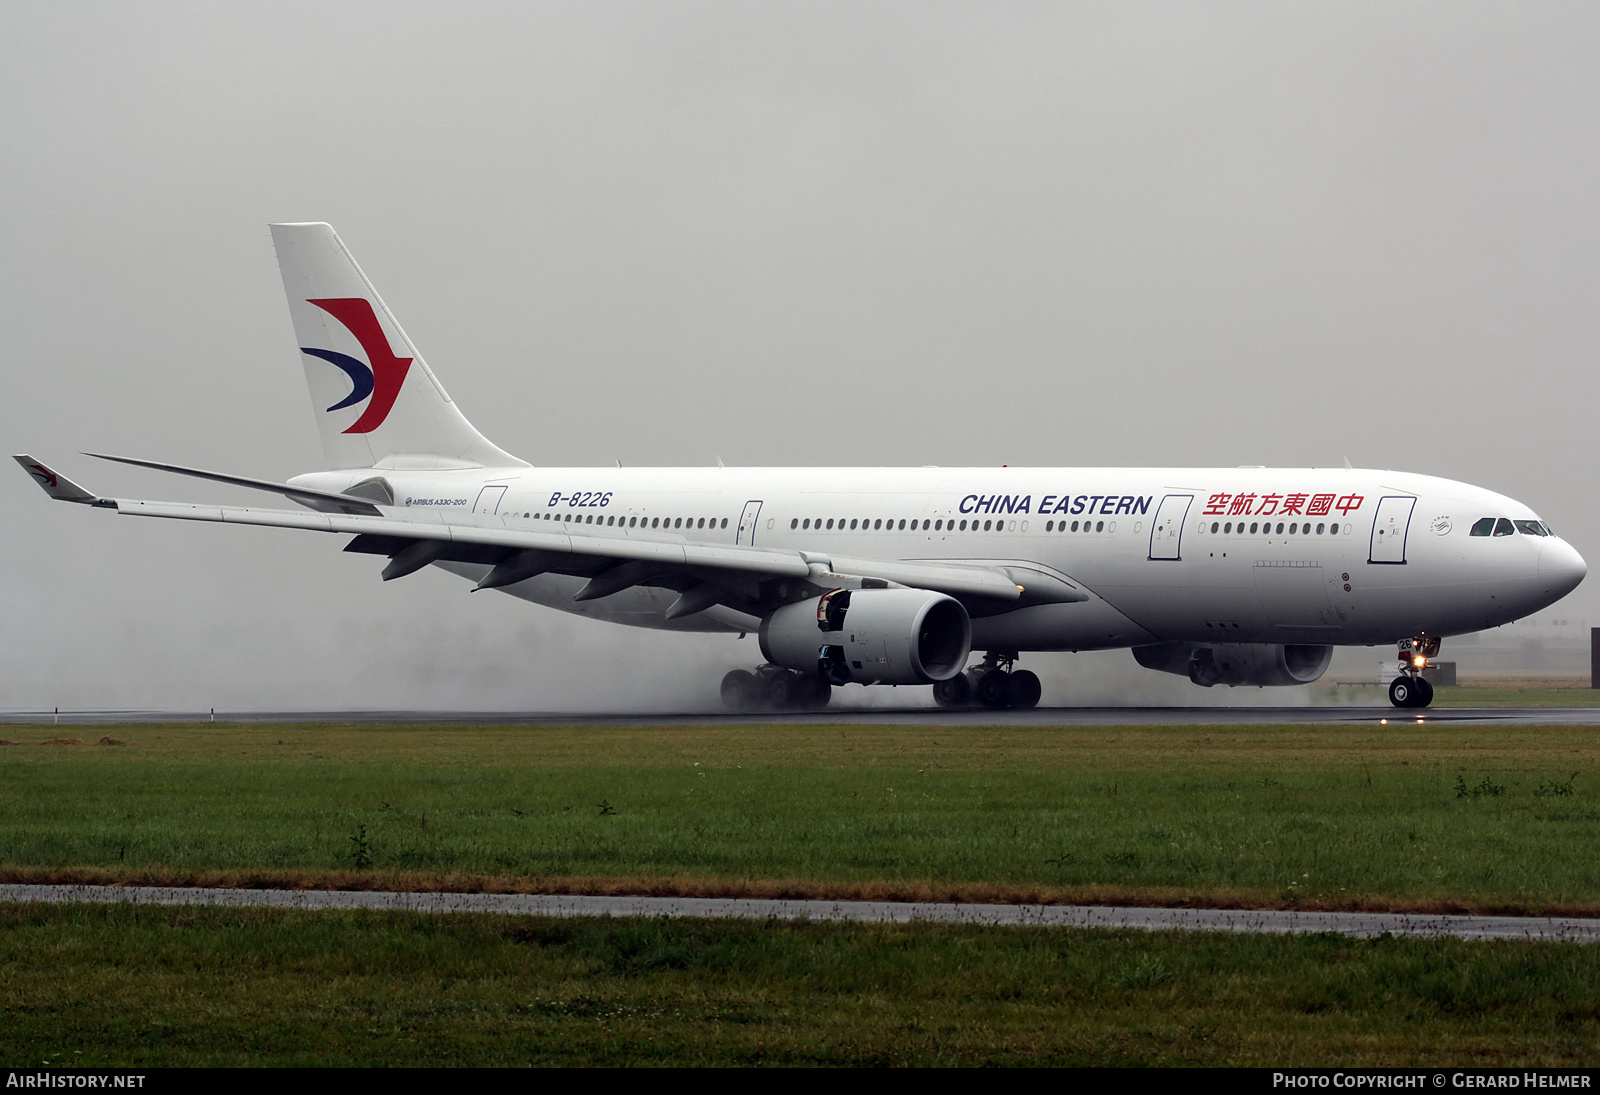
[1200,490,1365,519]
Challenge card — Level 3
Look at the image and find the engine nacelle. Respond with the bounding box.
[760,588,971,686]
[1132,642,1334,687]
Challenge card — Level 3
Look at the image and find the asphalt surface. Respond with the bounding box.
[2,705,1598,725]
[2,884,1595,943]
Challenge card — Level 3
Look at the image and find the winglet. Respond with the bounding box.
[12,456,106,504]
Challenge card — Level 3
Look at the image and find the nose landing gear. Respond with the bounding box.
[1388,636,1440,709]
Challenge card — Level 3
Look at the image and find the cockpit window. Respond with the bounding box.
[1469,518,1496,536]
[1494,518,1516,537]
[1514,520,1548,536]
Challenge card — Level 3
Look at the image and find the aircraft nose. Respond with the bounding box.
[1539,539,1587,600]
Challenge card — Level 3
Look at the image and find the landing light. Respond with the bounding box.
[1412,656,1426,668]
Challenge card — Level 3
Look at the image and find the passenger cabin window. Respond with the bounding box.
[1494,518,1516,536]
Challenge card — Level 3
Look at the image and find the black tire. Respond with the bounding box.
[1388,676,1419,708]
[764,672,796,709]
[721,670,758,711]
[1413,676,1434,708]
[798,675,832,711]
[977,669,1012,709]
[932,675,971,708]
[1010,670,1042,709]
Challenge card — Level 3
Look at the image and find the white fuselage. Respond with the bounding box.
[291,463,1586,654]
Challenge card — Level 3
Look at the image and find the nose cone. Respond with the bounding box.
[1539,539,1587,601]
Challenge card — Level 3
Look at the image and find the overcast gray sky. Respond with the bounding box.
[2,2,1595,711]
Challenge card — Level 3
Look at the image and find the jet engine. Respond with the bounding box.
[1132,642,1334,688]
[760,588,971,686]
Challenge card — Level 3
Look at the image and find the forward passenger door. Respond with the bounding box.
[1368,496,1416,564]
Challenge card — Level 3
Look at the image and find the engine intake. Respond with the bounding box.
[1132,642,1333,687]
[760,588,971,685]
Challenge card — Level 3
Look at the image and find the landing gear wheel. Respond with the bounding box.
[933,675,971,708]
[976,669,1013,709]
[1413,677,1434,708]
[721,670,758,712]
[1009,670,1042,710]
[764,672,796,709]
[1388,676,1433,709]
[797,674,832,711]
[1388,676,1414,708]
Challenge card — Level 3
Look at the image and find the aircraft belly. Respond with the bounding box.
[970,599,1157,652]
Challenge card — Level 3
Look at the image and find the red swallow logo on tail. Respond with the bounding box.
[300,298,413,434]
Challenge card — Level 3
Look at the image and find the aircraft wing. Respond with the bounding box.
[14,456,1025,608]
[82,452,385,516]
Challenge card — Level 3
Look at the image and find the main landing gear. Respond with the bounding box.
[1388,635,1440,709]
[932,652,1042,710]
[721,666,832,712]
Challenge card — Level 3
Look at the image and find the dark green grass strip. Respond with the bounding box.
[2,723,1598,911]
[2,903,1597,1066]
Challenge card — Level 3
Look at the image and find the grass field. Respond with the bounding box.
[1433,678,1600,708]
[1,719,1597,913]
[5,712,1600,1066]
[3,902,1598,1066]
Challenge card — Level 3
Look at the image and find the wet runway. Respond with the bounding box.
[2,705,1598,725]
[2,884,1595,943]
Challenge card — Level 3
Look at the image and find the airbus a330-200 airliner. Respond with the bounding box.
[16,223,1587,710]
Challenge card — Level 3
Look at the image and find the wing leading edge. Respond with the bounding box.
[15,456,1026,610]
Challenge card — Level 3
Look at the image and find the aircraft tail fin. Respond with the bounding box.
[269,223,527,471]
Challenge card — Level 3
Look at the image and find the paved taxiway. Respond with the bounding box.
[2,884,1595,943]
[2,705,1598,725]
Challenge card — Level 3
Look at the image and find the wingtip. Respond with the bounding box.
[13,455,100,503]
